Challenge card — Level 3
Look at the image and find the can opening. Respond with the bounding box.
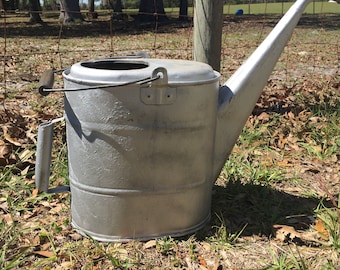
[81,60,149,70]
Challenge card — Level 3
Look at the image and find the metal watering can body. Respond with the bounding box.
[35,0,311,241]
[37,59,221,241]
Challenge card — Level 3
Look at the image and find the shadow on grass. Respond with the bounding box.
[0,17,191,38]
[199,180,328,239]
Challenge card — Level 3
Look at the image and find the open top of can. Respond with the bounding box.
[63,58,220,86]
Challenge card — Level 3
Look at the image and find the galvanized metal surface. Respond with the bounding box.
[35,117,68,193]
[35,121,54,193]
[63,60,220,241]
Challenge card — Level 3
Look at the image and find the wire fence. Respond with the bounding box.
[0,1,339,107]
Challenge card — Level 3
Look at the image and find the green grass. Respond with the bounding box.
[163,2,339,16]
[315,196,340,251]
[223,1,340,15]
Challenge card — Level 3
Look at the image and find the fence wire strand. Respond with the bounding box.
[0,1,339,103]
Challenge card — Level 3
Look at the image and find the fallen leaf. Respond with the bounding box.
[2,126,22,146]
[21,165,30,176]
[19,149,34,162]
[144,240,156,249]
[201,242,211,251]
[3,213,13,224]
[41,242,51,251]
[273,224,331,246]
[31,235,41,246]
[309,116,322,123]
[49,204,63,214]
[0,141,11,158]
[277,160,294,167]
[198,254,207,268]
[0,142,14,166]
[273,224,301,242]
[185,257,193,269]
[257,112,270,121]
[33,250,55,258]
[70,233,83,241]
[278,134,288,149]
[0,200,8,211]
[54,261,72,270]
[31,188,39,198]
[40,201,51,207]
[118,249,128,260]
[26,128,37,144]
[314,219,329,240]
[287,111,295,121]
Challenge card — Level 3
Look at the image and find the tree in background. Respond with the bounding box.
[179,0,188,21]
[28,0,43,23]
[110,0,127,20]
[59,0,84,23]
[88,0,96,18]
[138,0,167,22]
[113,0,123,12]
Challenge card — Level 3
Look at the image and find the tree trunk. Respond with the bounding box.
[60,0,84,23]
[113,0,123,12]
[29,0,43,24]
[110,0,126,20]
[102,0,110,9]
[138,0,167,22]
[179,0,188,21]
[89,0,95,13]
[88,0,97,19]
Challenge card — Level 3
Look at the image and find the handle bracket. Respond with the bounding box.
[140,67,176,105]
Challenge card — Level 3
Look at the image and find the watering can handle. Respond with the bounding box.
[38,52,149,96]
[35,117,70,193]
[38,69,54,96]
[38,70,162,95]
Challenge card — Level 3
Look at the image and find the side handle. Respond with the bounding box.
[38,69,54,96]
[35,117,70,193]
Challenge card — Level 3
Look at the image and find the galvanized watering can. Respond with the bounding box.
[35,0,311,241]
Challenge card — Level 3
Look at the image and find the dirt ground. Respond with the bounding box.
[1,13,339,269]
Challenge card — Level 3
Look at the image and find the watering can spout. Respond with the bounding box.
[213,0,311,181]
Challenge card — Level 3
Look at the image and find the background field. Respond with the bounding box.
[1,3,340,269]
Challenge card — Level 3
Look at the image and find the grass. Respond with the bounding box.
[223,1,340,15]
[315,196,340,250]
[164,2,339,15]
[1,11,340,269]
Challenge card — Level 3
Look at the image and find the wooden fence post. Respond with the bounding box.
[193,0,224,72]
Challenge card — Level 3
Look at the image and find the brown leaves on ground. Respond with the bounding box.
[272,221,331,246]
[0,104,37,167]
[1,15,339,269]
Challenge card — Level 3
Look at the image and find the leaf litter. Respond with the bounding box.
[1,15,339,269]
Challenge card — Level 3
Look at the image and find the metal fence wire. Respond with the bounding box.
[0,1,339,106]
